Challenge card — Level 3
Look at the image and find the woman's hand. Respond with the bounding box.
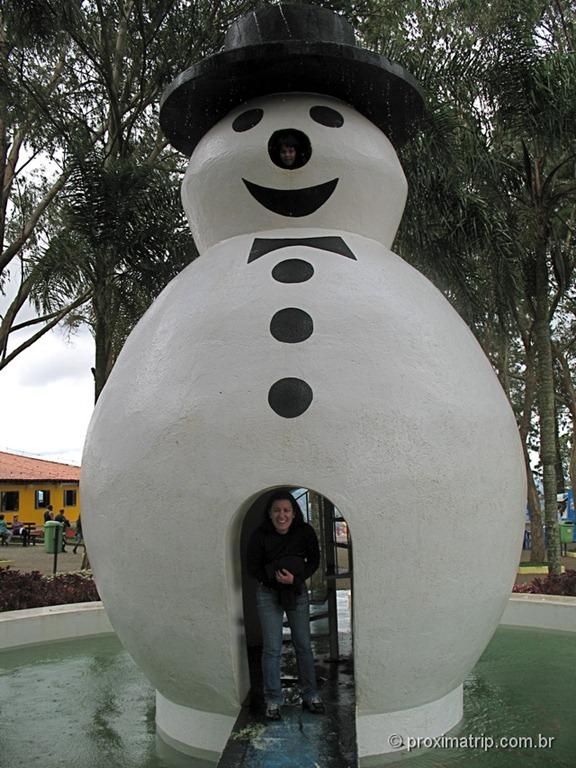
[275,568,294,584]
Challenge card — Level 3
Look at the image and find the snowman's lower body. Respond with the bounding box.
[155,695,238,760]
[81,231,525,763]
[355,687,463,759]
[155,686,463,761]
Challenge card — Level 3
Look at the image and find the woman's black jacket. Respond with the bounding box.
[247,520,320,596]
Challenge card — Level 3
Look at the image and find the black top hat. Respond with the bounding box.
[160,4,425,156]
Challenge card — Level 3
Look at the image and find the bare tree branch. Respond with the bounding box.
[0,290,91,370]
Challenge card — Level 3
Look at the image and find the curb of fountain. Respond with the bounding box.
[0,594,574,653]
[501,593,576,633]
[0,600,113,651]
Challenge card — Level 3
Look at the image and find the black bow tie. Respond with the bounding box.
[248,236,355,263]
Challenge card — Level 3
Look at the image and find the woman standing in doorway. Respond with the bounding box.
[247,489,324,720]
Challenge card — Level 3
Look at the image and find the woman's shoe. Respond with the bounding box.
[303,698,325,714]
[265,704,281,721]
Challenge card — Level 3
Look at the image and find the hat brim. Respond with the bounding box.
[160,41,426,155]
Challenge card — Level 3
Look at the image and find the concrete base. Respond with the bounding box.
[155,692,238,762]
[357,685,463,764]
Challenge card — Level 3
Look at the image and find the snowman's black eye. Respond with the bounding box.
[233,109,264,132]
[310,106,344,127]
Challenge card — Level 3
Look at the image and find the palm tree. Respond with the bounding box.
[359,0,576,573]
[34,153,198,400]
[484,28,576,573]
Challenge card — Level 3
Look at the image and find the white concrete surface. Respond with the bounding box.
[81,92,527,759]
[501,593,576,633]
[0,601,113,650]
[357,685,463,761]
[156,692,238,761]
[183,93,408,254]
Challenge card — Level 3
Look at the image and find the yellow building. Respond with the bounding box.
[0,451,80,527]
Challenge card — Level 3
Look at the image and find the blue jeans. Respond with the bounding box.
[256,584,318,706]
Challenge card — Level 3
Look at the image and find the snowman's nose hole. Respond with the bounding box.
[268,129,311,170]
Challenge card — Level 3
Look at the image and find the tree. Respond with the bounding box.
[484,19,576,573]
[0,0,86,367]
[39,153,198,399]
[0,0,259,390]
[357,0,576,573]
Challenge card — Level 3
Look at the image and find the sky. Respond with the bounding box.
[0,299,94,466]
[1,138,96,467]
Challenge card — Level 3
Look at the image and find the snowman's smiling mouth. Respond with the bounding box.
[242,178,338,217]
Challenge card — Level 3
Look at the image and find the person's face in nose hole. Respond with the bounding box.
[279,143,297,168]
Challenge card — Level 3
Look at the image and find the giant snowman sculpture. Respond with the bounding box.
[81,5,526,764]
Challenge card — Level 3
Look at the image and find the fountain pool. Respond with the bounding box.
[0,596,574,768]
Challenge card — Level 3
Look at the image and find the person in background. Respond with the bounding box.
[43,505,54,523]
[73,515,83,554]
[11,515,30,547]
[558,501,569,556]
[0,514,13,545]
[54,509,70,552]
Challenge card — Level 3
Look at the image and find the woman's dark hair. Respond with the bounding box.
[263,489,305,528]
[268,129,311,169]
[279,133,300,150]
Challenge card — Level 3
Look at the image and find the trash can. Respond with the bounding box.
[44,521,62,554]
[560,522,574,544]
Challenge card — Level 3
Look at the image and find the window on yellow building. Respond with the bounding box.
[64,489,77,506]
[1,491,19,512]
[35,490,51,508]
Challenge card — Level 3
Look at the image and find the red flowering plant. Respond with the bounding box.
[0,568,100,612]
[513,569,576,596]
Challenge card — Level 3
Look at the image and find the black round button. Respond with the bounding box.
[272,259,314,283]
[270,308,313,343]
[268,378,313,418]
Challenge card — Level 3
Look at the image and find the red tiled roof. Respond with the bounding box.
[0,451,80,482]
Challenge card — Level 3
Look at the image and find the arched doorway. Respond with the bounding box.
[239,486,354,708]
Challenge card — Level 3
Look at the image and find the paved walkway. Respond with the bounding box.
[218,594,356,768]
[0,540,87,574]
[516,546,576,584]
[218,646,356,768]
